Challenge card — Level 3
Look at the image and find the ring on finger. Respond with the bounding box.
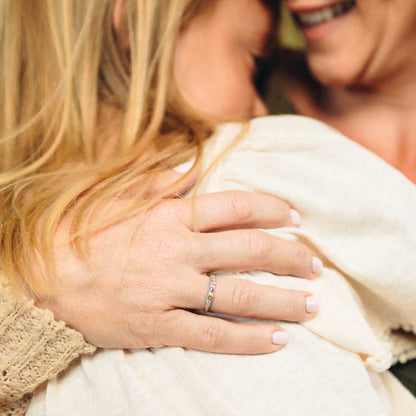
[204,275,217,312]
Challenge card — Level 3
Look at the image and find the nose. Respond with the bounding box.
[253,97,269,118]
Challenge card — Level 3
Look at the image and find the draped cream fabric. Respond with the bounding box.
[28,116,416,415]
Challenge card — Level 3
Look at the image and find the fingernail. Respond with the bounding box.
[272,331,288,345]
[312,256,323,274]
[173,158,195,174]
[306,296,319,313]
[290,209,301,225]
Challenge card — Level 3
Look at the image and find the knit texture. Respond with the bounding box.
[0,275,96,414]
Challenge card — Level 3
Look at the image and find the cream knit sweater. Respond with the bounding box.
[0,277,95,415]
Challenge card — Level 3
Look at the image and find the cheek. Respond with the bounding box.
[174,39,258,119]
[306,6,383,86]
[204,67,259,118]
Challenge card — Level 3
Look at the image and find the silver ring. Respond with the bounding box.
[204,275,216,312]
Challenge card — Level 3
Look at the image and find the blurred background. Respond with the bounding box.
[279,3,305,50]
[261,4,307,115]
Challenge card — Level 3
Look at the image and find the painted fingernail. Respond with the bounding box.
[272,331,288,345]
[173,158,195,174]
[290,209,301,225]
[306,296,319,313]
[312,256,323,274]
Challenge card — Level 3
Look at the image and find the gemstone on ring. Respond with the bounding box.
[204,275,216,312]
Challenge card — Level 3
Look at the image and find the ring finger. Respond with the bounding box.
[173,273,319,322]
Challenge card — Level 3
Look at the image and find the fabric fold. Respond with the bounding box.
[196,115,416,371]
[27,116,416,415]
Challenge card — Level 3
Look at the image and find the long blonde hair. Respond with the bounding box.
[0,0,214,296]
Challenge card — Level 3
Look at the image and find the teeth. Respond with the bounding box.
[295,0,356,28]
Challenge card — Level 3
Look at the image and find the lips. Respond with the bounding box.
[292,0,356,28]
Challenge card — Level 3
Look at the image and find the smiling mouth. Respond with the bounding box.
[292,0,356,28]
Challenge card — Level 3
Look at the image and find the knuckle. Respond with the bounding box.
[245,231,272,263]
[231,281,257,314]
[227,191,253,223]
[147,199,175,223]
[202,323,224,349]
[124,314,145,347]
[149,233,188,263]
[174,233,202,265]
[165,198,187,222]
[150,313,172,347]
[135,312,166,348]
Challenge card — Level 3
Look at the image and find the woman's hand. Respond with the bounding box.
[35,190,322,355]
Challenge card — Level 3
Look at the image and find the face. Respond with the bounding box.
[284,0,416,88]
[174,0,274,120]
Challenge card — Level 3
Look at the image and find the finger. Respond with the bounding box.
[161,309,288,354]
[174,190,301,232]
[175,275,319,322]
[193,229,322,279]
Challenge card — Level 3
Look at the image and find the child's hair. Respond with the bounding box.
[0,0,214,295]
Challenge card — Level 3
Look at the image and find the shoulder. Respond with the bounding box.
[243,115,352,154]
[207,115,351,159]
[206,115,382,176]
[202,115,355,178]
[249,115,343,141]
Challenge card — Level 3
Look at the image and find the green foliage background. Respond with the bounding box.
[279,5,305,49]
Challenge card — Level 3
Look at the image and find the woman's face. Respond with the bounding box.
[284,0,416,87]
[174,0,274,120]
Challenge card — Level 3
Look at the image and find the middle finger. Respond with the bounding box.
[192,229,323,279]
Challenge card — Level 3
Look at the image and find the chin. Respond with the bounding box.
[306,53,363,88]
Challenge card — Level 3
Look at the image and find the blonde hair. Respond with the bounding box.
[0,0,215,296]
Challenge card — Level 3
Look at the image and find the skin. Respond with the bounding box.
[284,0,416,182]
[33,0,322,355]
[174,0,272,119]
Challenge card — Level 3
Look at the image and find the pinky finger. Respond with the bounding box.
[161,309,288,355]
